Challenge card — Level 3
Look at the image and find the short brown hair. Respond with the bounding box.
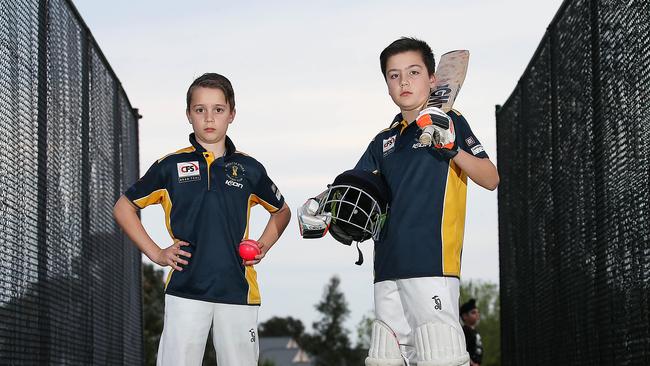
[380,37,435,78]
[186,73,235,111]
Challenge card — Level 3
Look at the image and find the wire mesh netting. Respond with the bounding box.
[496,0,649,365]
[0,0,142,364]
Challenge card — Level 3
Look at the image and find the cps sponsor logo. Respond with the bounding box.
[382,135,397,156]
[177,161,200,183]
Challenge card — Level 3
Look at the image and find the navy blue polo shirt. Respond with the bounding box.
[124,133,285,305]
[355,110,488,282]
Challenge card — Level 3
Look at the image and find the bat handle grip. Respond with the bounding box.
[419,125,435,146]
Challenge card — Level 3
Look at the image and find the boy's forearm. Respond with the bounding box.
[113,195,162,260]
[452,150,500,190]
[258,203,291,249]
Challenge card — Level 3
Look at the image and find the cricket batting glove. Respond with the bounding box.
[298,198,332,239]
[416,107,458,159]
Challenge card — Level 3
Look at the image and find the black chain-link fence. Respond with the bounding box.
[496,0,649,365]
[0,0,142,364]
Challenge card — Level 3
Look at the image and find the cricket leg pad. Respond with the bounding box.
[414,322,470,366]
[365,320,407,366]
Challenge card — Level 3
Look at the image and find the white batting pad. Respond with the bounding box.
[365,320,407,366]
[414,322,470,366]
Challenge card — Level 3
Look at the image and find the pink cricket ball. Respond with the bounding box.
[239,239,261,261]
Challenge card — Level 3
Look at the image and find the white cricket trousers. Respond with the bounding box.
[374,276,466,362]
[157,294,259,366]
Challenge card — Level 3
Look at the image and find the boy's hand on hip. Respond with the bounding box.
[154,241,192,271]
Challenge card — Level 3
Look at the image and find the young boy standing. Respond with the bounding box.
[299,38,499,366]
[113,73,291,366]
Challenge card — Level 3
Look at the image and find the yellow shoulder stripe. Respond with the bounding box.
[158,146,196,163]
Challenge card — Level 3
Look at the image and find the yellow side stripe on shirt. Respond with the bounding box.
[441,160,468,277]
[133,189,174,241]
[242,194,274,304]
[243,194,279,240]
[246,266,261,304]
[134,189,177,289]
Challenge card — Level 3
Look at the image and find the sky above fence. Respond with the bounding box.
[74,0,563,332]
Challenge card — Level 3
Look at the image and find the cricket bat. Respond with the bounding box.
[418,50,470,145]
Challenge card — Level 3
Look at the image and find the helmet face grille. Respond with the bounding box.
[320,184,383,242]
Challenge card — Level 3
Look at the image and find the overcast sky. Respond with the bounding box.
[74,0,563,334]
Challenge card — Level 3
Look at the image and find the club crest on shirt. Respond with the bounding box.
[225,162,245,182]
[177,161,200,183]
[383,135,397,156]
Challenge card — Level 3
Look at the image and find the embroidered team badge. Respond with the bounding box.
[177,161,200,183]
[225,162,245,181]
[225,162,245,189]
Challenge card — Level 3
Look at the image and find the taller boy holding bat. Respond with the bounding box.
[299,37,499,365]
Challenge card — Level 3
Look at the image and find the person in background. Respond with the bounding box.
[460,298,483,366]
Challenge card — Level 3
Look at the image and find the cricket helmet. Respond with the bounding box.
[318,169,390,245]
